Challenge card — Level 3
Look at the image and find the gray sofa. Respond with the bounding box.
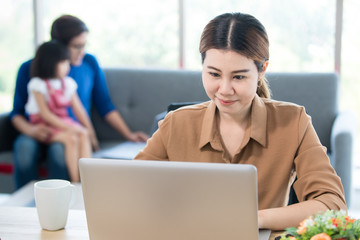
[0,68,356,206]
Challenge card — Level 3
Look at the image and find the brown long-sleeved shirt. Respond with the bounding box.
[135,95,346,210]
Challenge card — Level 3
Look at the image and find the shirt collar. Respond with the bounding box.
[198,95,267,149]
[198,101,220,150]
[250,95,267,147]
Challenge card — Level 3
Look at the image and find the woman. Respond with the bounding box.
[135,12,346,230]
[11,15,148,188]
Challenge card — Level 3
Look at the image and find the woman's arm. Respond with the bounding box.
[80,55,148,142]
[259,108,346,230]
[104,110,149,142]
[258,199,328,230]
[12,114,52,142]
[71,93,99,150]
[10,60,31,120]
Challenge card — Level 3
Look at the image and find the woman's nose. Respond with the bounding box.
[218,79,234,95]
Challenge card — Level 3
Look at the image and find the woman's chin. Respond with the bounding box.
[71,60,82,66]
[71,58,83,66]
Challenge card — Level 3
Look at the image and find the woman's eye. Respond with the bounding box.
[209,72,220,77]
[234,75,244,80]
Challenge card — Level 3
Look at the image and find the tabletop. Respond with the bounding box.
[0,207,89,240]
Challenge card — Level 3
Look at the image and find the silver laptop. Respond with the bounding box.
[79,158,271,240]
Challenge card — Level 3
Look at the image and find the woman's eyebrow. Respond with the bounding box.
[232,69,250,73]
[206,66,221,71]
[207,65,250,73]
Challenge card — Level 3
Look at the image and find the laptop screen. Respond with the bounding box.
[80,158,265,240]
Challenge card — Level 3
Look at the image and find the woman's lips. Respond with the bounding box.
[217,98,237,106]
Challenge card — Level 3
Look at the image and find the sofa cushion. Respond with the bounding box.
[92,68,209,142]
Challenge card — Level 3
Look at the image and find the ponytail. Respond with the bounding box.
[257,76,271,98]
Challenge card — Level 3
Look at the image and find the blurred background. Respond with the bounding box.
[0,0,358,184]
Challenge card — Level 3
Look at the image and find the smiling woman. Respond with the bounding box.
[135,12,347,231]
[201,49,261,122]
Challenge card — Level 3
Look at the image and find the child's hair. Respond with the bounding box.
[31,40,71,79]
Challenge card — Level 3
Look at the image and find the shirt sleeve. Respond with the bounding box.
[293,109,347,210]
[87,54,116,117]
[10,60,32,119]
[64,76,78,99]
[135,113,171,161]
[25,78,48,115]
[28,77,47,95]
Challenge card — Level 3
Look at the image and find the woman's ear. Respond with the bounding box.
[259,61,269,78]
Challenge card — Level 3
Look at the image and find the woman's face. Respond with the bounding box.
[202,49,266,118]
[68,32,88,66]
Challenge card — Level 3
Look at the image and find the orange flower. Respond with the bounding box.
[331,218,339,227]
[310,233,331,240]
[297,219,307,234]
[345,216,355,224]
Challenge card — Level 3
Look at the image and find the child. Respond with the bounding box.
[25,40,99,182]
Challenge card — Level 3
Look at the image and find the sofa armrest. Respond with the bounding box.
[0,112,18,152]
[330,110,358,205]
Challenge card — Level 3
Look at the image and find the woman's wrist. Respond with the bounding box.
[258,209,265,229]
[125,132,137,141]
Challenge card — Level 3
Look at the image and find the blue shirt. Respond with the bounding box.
[10,53,115,121]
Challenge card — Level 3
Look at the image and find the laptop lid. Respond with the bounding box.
[79,158,263,240]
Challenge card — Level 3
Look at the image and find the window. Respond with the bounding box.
[342,0,360,167]
[0,0,34,112]
[184,0,335,71]
[39,0,179,68]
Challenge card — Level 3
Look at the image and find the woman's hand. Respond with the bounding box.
[29,123,52,143]
[104,111,149,143]
[126,131,149,142]
[257,200,329,230]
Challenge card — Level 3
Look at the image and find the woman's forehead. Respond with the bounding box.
[203,49,256,70]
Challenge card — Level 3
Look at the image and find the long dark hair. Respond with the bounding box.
[199,12,271,98]
[51,15,88,46]
[31,40,70,79]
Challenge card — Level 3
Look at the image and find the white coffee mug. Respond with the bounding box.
[34,179,75,231]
